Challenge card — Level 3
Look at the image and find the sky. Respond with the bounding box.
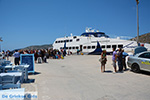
[0,0,150,51]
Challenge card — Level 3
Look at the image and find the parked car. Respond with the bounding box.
[127,51,150,72]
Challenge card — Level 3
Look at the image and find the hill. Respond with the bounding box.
[22,44,53,50]
[130,33,150,43]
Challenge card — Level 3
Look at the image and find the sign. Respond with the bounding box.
[20,54,35,73]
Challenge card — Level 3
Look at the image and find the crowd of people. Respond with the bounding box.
[100,48,128,73]
[2,48,129,72]
[1,49,69,65]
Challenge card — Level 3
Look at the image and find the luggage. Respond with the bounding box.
[55,55,58,59]
[61,55,64,59]
[38,57,42,63]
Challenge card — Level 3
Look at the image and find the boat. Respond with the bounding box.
[53,27,150,55]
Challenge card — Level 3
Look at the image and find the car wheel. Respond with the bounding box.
[131,63,140,73]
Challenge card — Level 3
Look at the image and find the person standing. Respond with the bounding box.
[2,50,5,59]
[112,48,117,73]
[6,50,10,60]
[122,49,128,71]
[117,48,123,72]
[13,50,20,65]
[100,50,107,72]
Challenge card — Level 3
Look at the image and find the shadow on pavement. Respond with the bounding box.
[139,71,150,76]
[28,71,41,75]
[130,70,150,76]
[104,70,113,73]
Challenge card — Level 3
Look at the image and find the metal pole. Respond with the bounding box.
[136,0,139,45]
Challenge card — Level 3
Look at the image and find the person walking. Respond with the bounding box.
[100,50,107,72]
[117,48,123,72]
[13,50,20,65]
[112,48,117,73]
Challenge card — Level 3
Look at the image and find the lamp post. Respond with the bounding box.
[0,37,3,52]
[136,0,139,45]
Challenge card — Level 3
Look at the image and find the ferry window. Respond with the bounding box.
[64,40,66,42]
[112,45,117,49]
[92,46,95,49]
[61,40,63,43]
[66,40,69,42]
[87,46,91,49]
[107,45,111,48]
[83,46,86,49]
[101,45,105,48]
[55,41,58,43]
[118,45,123,48]
[58,41,60,43]
[69,47,71,49]
[72,47,75,49]
[70,40,72,42]
[73,36,77,39]
[60,47,63,49]
[76,47,78,49]
[76,39,80,41]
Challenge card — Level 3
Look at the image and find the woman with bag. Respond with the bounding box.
[100,50,107,72]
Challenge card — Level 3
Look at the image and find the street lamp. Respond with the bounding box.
[136,0,139,45]
[0,37,3,52]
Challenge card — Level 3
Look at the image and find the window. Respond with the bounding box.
[55,41,58,43]
[60,47,63,49]
[69,47,71,49]
[61,40,63,43]
[139,53,150,59]
[70,40,72,42]
[118,44,123,48]
[112,45,117,49]
[58,41,60,43]
[107,45,111,48]
[101,45,105,48]
[64,40,66,42]
[72,47,75,49]
[66,40,69,42]
[66,47,68,49]
[76,47,79,49]
[76,39,80,41]
[92,46,95,49]
[83,46,86,49]
[87,46,91,49]
[73,36,77,39]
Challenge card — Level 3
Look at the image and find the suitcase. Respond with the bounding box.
[43,56,47,63]
[38,57,42,63]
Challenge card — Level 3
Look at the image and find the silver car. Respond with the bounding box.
[127,51,150,72]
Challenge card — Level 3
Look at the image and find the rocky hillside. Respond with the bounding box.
[130,33,150,43]
[22,44,53,50]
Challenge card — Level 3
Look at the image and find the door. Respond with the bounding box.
[138,52,150,70]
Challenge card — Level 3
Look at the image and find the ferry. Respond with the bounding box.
[53,27,150,55]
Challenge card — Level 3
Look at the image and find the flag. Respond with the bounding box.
[136,0,139,4]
